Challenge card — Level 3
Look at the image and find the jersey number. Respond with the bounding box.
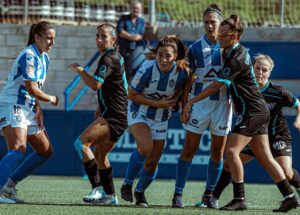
[13,105,22,115]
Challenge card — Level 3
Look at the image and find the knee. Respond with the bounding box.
[225,147,236,160]
[282,167,294,180]
[13,143,26,154]
[137,143,153,157]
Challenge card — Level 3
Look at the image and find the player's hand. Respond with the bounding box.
[155,98,177,109]
[182,102,192,124]
[50,95,59,106]
[294,117,300,131]
[68,63,84,73]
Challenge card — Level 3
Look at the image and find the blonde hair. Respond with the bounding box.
[254,54,274,71]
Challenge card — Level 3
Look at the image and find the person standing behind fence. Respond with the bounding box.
[120,36,189,207]
[182,15,299,212]
[117,1,145,82]
[69,23,128,205]
[0,21,58,204]
[171,4,233,208]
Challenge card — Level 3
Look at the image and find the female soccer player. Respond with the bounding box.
[208,54,300,211]
[120,36,189,207]
[182,15,298,212]
[172,4,233,208]
[0,21,58,204]
[69,23,128,205]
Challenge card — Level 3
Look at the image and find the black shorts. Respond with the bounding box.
[241,141,292,158]
[106,117,128,142]
[233,111,269,137]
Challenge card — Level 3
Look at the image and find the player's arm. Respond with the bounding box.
[68,63,102,91]
[294,100,300,131]
[129,87,176,109]
[25,81,58,105]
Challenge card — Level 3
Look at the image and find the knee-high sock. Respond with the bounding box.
[0,150,23,186]
[174,158,192,195]
[212,169,232,199]
[289,169,300,189]
[83,159,101,189]
[233,181,245,200]
[277,179,295,199]
[99,167,115,195]
[135,167,157,193]
[10,152,48,184]
[124,150,146,185]
[205,159,224,192]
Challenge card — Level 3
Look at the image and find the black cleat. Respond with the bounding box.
[172,195,184,208]
[273,197,298,212]
[120,184,133,202]
[219,198,247,211]
[134,191,148,207]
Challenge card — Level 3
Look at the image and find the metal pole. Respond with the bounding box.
[149,0,156,26]
[280,0,285,27]
[24,0,29,24]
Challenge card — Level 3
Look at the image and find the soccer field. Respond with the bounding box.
[0,176,298,215]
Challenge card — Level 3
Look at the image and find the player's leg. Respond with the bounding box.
[121,121,152,203]
[250,135,298,212]
[4,128,53,203]
[172,131,201,208]
[0,126,26,204]
[134,139,165,207]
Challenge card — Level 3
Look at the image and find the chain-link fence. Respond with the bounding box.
[0,0,299,27]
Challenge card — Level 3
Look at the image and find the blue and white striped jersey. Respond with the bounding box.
[129,60,187,122]
[0,44,49,108]
[188,35,229,100]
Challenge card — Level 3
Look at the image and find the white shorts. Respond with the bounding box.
[183,99,233,136]
[0,104,43,136]
[128,111,168,140]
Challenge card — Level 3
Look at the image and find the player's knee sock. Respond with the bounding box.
[0,150,23,187]
[205,159,224,193]
[277,179,295,199]
[124,150,145,186]
[99,167,115,195]
[83,159,101,189]
[289,169,300,189]
[232,181,245,200]
[135,167,157,193]
[10,152,48,184]
[174,158,191,196]
[213,169,231,199]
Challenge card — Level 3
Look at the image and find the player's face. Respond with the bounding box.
[254,59,272,87]
[35,29,55,53]
[156,46,177,73]
[204,12,221,40]
[96,27,116,52]
[218,24,236,49]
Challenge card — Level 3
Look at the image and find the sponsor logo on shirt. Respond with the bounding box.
[0,117,6,125]
[169,79,175,88]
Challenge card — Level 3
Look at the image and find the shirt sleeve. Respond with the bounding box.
[215,58,241,85]
[130,63,151,93]
[281,87,299,108]
[19,52,38,81]
[93,54,114,84]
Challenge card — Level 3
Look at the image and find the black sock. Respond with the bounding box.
[289,169,300,188]
[213,169,231,199]
[204,189,212,196]
[174,193,182,197]
[277,179,294,199]
[99,167,115,195]
[83,159,101,189]
[232,181,245,200]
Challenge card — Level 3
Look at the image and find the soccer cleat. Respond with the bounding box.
[1,186,24,203]
[207,196,219,209]
[0,189,16,204]
[134,191,148,207]
[120,184,133,202]
[83,186,106,203]
[219,198,247,211]
[172,195,184,208]
[273,197,298,212]
[95,194,119,205]
[195,194,211,208]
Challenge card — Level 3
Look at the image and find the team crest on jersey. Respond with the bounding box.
[169,80,175,88]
